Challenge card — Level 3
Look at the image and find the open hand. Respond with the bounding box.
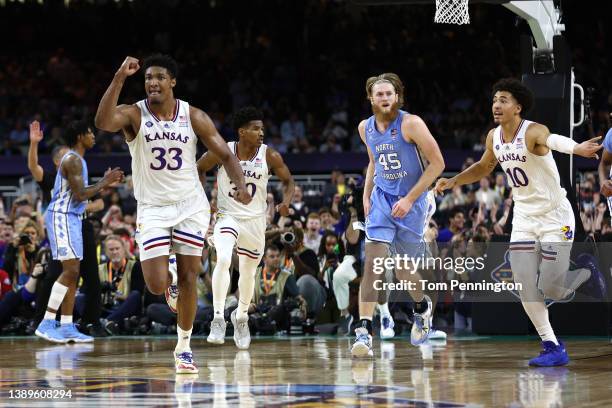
[103,167,124,187]
[391,197,413,218]
[573,136,603,159]
[29,121,43,144]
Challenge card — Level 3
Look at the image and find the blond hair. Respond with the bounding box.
[365,73,405,108]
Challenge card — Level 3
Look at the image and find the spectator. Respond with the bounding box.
[80,235,145,334]
[249,244,306,333]
[279,227,325,319]
[438,209,466,243]
[303,213,322,252]
[439,186,467,211]
[2,220,42,284]
[318,207,339,234]
[289,185,309,221]
[280,111,305,150]
[475,177,501,211]
[0,248,48,329]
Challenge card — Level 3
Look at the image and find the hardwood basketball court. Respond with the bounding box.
[0,335,610,407]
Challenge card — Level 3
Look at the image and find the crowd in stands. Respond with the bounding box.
[1,148,608,337]
[0,0,609,158]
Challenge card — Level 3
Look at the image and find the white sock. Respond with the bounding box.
[522,301,559,345]
[45,281,68,319]
[236,255,259,320]
[175,326,193,353]
[212,239,233,319]
[378,302,390,317]
[44,311,57,321]
[60,315,73,325]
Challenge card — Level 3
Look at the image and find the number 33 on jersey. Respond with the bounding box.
[127,99,205,205]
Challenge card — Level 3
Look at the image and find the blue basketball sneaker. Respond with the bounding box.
[351,327,373,358]
[575,253,607,299]
[380,314,395,340]
[35,319,66,344]
[411,295,432,346]
[528,341,569,367]
[58,323,94,343]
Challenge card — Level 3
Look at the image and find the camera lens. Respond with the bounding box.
[281,232,295,245]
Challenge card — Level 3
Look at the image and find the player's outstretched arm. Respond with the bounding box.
[267,147,295,217]
[62,156,124,202]
[435,129,497,194]
[358,120,374,217]
[529,123,602,159]
[190,106,251,204]
[95,56,140,134]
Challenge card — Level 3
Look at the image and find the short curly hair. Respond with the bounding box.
[142,54,179,78]
[232,106,264,132]
[64,120,91,148]
[492,78,534,116]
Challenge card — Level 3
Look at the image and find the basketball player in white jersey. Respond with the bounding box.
[436,78,604,366]
[197,106,295,349]
[95,54,250,374]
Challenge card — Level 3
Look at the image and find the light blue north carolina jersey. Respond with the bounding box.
[603,128,612,153]
[48,151,88,215]
[603,128,612,220]
[364,110,429,249]
[365,110,426,197]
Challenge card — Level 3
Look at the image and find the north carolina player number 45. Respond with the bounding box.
[378,152,401,171]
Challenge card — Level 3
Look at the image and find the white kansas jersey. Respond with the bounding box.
[492,119,566,216]
[128,99,204,205]
[217,142,269,218]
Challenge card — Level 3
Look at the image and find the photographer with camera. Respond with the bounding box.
[247,244,306,334]
[2,220,43,284]
[77,235,145,334]
[277,226,326,320]
[0,222,46,330]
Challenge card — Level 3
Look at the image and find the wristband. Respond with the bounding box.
[546,134,577,154]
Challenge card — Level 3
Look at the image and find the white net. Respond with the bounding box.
[434,0,470,25]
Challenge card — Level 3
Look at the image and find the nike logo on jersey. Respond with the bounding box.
[144,132,190,144]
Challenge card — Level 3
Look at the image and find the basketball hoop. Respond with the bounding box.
[434,0,470,25]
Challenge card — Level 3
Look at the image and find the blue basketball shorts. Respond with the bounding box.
[365,186,427,257]
[45,210,83,261]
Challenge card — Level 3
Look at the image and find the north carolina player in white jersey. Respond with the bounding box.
[197,106,295,350]
[95,54,250,374]
[436,78,604,367]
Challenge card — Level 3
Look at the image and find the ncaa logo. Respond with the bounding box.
[146,121,153,128]
[495,145,500,150]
